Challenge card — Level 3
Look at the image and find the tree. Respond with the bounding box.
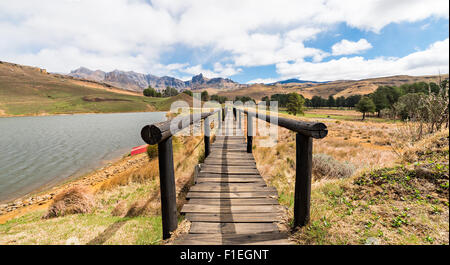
[356,96,376,120]
[395,93,425,120]
[345,95,361,108]
[286,93,305,116]
[163,86,179,97]
[371,89,390,117]
[311,96,323,108]
[143,86,157,97]
[336,96,346,107]
[304,98,312,107]
[234,96,254,103]
[327,95,335,107]
[201,91,209,101]
[182,90,193,96]
[210,94,219,102]
[211,94,228,103]
[270,94,290,107]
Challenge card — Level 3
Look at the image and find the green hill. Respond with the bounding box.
[0,61,190,116]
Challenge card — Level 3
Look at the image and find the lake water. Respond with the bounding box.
[0,112,166,203]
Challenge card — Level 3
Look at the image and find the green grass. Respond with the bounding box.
[0,180,167,245]
[278,109,397,123]
[289,131,449,245]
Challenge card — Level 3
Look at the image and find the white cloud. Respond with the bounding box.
[277,38,449,81]
[332,39,373,56]
[246,78,278,84]
[0,0,448,79]
[180,63,242,78]
[322,0,449,33]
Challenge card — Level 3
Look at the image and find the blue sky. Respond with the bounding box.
[0,0,448,83]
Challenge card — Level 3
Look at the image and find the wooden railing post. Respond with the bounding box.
[294,133,313,227]
[238,109,242,129]
[247,113,253,153]
[218,109,222,129]
[204,116,210,158]
[157,136,178,239]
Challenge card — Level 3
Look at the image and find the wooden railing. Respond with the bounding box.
[234,107,328,227]
[141,110,220,239]
[140,106,328,239]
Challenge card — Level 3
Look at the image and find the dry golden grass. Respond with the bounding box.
[98,134,204,218]
[253,116,400,193]
[99,159,160,191]
[251,108,449,245]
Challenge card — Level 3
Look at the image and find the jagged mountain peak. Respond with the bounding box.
[68,68,242,92]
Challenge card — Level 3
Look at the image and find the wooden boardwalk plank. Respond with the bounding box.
[200,169,259,174]
[197,173,260,178]
[185,213,280,223]
[186,191,278,199]
[196,178,264,184]
[186,198,279,205]
[174,120,290,245]
[189,185,276,192]
[175,233,291,245]
[189,222,279,234]
[192,183,267,188]
[203,161,256,167]
[201,165,257,170]
[181,204,283,214]
[203,159,255,163]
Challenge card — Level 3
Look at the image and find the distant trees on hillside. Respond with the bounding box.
[234,96,255,103]
[163,86,179,97]
[144,86,181,97]
[201,91,209,101]
[377,80,449,137]
[327,95,335,107]
[304,94,361,108]
[143,86,161,97]
[211,94,228,103]
[286,93,305,116]
[368,80,448,120]
[352,79,449,130]
[182,90,193,96]
[260,93,361,108]
[356,96,376,120]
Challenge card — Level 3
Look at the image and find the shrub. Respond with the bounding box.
[312,154,355,181]
[143,86,158,97]
[43,186,94,219]
[146,144,158,159]
[182,90,193,96]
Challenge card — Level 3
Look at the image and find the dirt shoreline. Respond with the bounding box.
[0,152,150,224]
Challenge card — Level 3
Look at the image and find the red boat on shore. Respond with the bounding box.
[131,145,148,156]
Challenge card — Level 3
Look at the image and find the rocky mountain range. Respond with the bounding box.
[68,67,242,92]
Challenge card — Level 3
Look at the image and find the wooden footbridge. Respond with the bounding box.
[141,106,327,245]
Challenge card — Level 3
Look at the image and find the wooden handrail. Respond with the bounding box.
[140,109,219,239]
[234,106,328,228]
[238,108,328,139]
[141,110,219,145]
